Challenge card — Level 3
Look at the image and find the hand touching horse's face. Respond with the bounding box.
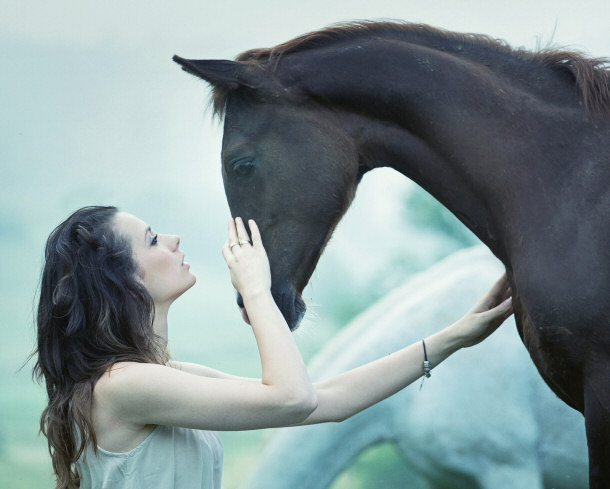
[221,94,360,329]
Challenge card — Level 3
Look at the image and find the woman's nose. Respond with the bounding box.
[162,234,180,250]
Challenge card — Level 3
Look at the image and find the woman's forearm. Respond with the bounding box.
[298,322,465,425]
[222,217,317,419]
[243,289,317,411]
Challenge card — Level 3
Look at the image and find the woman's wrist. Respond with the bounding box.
[425,321,467,365]
[241,287,273,304]
[241,288,278,327]
[441,318,473,351]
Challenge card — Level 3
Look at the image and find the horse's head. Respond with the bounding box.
[174,56,362,329]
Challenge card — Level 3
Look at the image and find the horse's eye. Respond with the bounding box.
[232,160,255,176]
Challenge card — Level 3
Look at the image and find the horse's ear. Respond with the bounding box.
[172,56,263,90]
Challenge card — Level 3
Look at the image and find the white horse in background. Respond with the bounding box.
[241,246,588,489]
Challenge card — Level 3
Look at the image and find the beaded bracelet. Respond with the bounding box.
[419,339,431,390]
[422,339,431,378]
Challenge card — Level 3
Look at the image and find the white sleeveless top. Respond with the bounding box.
[76,425,223,489]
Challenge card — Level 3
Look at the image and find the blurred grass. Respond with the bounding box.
[0,372,53,488]
[221,436,427,489]
[0,447,53,489]
[330,443,427,489]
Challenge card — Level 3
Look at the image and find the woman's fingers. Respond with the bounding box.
[457,274,515,348]
[472,273,511,312]
[228,218,239,246]
[499,288,512,304]
[477,296,513,337]
[223,216,272,300]
[489,296,513,317]
[222,239,230,258]
[235,217,251,243]
[249,219,262,247]
[227,217,261,247]
[222,239,235,262]
[502,301,514,320]
[486,272,509,303]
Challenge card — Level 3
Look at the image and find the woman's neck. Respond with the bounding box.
[153,302,170,344]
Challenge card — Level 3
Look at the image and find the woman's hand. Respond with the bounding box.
[451,272,514,348]
[221,217,272,302]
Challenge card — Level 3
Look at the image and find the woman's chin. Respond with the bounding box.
[186,273,197,288]
[175,275,197,300]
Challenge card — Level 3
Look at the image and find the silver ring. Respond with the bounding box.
[229,241,240,250]
[239,239,251,245]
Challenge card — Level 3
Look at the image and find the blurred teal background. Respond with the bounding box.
[1,1,607,487]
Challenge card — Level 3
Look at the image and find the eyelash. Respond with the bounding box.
[151,234,158,246]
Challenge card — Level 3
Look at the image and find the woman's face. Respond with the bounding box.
[113,212,196,306]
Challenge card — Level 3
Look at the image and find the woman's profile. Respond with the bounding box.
[33,205,513,489]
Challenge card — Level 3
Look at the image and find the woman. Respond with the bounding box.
[34,205,513,489]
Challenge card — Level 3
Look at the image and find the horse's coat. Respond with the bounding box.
[174,21,610,487]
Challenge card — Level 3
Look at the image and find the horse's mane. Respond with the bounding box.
[213,21,610,117]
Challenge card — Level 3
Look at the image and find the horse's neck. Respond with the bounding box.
[354,115,509,261]
[293,39,593,263]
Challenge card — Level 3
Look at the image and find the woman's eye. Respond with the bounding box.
[151,234,158,246]
[232,160,255,176]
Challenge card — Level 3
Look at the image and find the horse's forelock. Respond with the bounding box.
[212,85,231,119]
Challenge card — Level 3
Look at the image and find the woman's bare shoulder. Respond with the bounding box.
[92,362,160,452]
[95,362,169,395]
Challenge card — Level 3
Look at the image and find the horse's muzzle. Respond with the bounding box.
[236,285,305,330]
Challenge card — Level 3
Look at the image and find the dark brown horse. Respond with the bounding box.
[174,22,610,487]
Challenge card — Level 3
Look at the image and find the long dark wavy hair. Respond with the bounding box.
[32,206,169,489]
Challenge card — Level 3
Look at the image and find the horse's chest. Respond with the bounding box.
[512,289,585,412]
